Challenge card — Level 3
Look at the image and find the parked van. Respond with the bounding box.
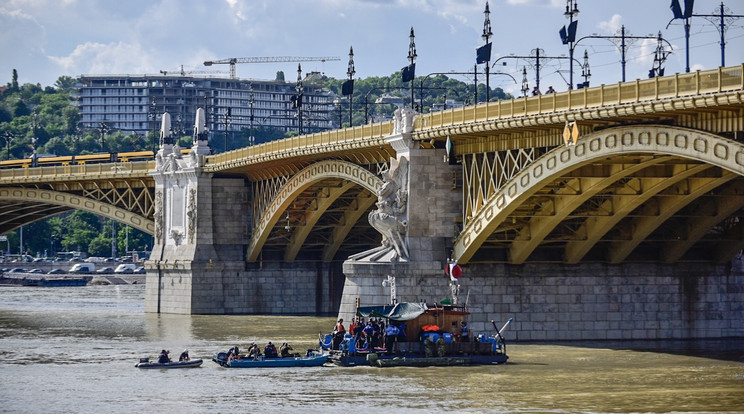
[114,264,137,274]
[69,263,96,274]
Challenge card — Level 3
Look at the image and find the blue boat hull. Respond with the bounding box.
[212,353,328,368]
[135,359,203,369]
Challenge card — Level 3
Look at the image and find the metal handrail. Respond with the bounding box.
[414,64,744,131]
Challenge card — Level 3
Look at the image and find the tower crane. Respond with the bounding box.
[203,56,341,79]
[160,65,228,76]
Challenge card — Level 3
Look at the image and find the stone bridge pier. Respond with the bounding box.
[144,113,341,315]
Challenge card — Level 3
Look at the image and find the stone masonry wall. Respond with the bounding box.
[340,260,744,342]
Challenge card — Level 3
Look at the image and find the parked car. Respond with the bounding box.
[96,267,114,274]
[133,266,146,274]
[47,268,67,274]
[8,268,27,273]
[28,269,44,274]
[69,263,96,274]
[114,264,137,274]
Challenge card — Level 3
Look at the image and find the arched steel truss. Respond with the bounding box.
[454,125,744,264]
[247,160,383,262]
[0,188,154,234]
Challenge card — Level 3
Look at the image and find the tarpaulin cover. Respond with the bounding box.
[355,302,427,321]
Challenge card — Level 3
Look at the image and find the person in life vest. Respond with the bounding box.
[460,321,470,342]
[264,341,278,358]
[179,349,190,361]
[157,349,170,364]
[332,319,346,350]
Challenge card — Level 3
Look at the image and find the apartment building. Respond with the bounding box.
[74,74,337,149]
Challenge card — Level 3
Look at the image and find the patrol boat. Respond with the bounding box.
[322,302,511,367]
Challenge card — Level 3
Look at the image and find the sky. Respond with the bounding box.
[2,0,743,97]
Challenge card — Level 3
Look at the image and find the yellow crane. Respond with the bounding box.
[203,56,341,79]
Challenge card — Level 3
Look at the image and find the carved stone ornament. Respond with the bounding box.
[154,191,164,244]
[350,157,410,262]
[393,107,416,135]
[187,188,197,244]
[170,229,184,246]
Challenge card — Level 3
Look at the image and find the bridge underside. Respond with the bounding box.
[469,154,744,264]
[254,177,381,263]
[0,201,71,234]
[0,180,155,234]
[455,126,744,265]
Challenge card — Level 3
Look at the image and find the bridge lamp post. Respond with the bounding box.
[521,67,529,97]
[295,64,304,135]
[581,50,591,87]
[222,107,231,152]
[559,0,579,89]
[346,46,355,127]
[406,27,417,109]
[481,1,493,102]
[97,122,111,153]
[3,132,14,160]
[249,90,255,146]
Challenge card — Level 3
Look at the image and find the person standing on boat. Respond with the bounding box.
[157,349,170,364]
[179,349,190,361]
[460,321,470,342]
[332,319,346,350]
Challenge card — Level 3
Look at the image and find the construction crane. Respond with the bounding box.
[203,56,341,79]
[160,65,228,77]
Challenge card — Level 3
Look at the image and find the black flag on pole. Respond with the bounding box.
[476,43,492,64]
[401,63,416,83]
[341,79,354,96]
[683,0,694,18]
[670,0,684,19]
[567,20,578,43]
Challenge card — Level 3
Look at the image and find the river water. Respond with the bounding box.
[0,285,742,414]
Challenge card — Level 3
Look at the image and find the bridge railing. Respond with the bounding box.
[415,64,744,130]
[0,161,155,181]
[206,121,394,166]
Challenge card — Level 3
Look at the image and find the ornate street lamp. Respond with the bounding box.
[249,89,255,146]
[346,46,355,127]
[407,27,417,108]
[581,49,591,88]
[295,64,304,135]
[560,0,579,89]
[481,1,493,102]
[521,67,529,98]
[3,131,14,161]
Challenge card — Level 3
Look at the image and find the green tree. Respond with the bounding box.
[10,69,19,92]
[54,76,77,92]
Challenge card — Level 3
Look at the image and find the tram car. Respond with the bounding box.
[0,149,191,169]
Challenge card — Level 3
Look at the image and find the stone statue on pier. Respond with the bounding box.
[349,157,410,263]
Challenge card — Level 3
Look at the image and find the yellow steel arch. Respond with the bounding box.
[454,125,744,264]
[247,160,382,262]
[0,187,154,234]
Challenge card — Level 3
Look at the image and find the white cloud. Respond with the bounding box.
[598,14,623,34]
[506,0,562,7]
[49,42,155,75]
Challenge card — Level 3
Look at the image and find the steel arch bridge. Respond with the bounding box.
[1,65,743,265]
[454,125,744,265]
